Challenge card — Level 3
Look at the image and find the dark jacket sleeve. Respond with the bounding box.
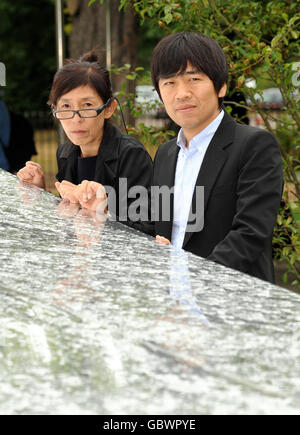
[207,129,283,274]
[5,112,37,172]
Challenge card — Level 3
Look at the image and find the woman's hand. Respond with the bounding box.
[75,180,107,214]
[55,180,79,203]
[17,161,45,189]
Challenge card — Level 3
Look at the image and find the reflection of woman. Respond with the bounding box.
[17,51,153,225]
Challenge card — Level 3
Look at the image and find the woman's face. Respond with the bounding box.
[55,85,116,153]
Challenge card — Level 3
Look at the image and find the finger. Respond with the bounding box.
[20,165,40,179]
[58,186,69,199]
[156,235,171,245]
[18,174,32,182]
[26,161,42,169]
[61,189,74,201]
[35,166,44,177]
[87,183,100,200]
[55,182,62,194]
[64,193,79,204]
[17,169,33,182]
[27,167,38,178]
[79,180,90,203]
[60,180,76,187]
[17,169,27,180]
[91,182,106,199]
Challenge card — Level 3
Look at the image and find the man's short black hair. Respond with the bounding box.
[151,32,228,99]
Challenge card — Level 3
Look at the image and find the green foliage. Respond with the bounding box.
[136,20,165,74]
[273,195,300,289]
[110,64,175,148]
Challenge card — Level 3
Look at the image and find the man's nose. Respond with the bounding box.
[175,83,192,100]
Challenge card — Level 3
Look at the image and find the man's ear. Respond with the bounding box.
[218,83,227,98]
[104,99,117,119]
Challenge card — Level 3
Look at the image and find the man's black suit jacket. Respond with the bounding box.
[153,112,283,283]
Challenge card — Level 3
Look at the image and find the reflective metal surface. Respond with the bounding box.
[0,169,300,415]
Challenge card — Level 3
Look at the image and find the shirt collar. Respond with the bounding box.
[176,109,224,151]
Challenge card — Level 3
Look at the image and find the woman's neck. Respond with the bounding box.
[79,132,103,158]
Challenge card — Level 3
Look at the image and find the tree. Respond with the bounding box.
[67,0,138,122]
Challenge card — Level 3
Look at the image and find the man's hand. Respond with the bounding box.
[17,161,45,189]
[156,235,171,245]
[55,180,79,203]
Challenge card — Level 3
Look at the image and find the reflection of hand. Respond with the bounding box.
[17,161,45,189]
[55,180,79,203]
[156,235,171,245]
[16,181,42,206]
[55,199,80,219]
[74,180,107,213]
[73,207,107,248]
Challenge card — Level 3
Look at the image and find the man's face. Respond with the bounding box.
[158,62,227,143]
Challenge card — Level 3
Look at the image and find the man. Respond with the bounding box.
[152,32,283,283]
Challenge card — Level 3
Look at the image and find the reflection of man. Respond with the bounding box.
[152,32,283,283]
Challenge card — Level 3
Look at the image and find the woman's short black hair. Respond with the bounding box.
[151,32,228,98]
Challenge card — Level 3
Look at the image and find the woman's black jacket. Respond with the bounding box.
[56,122,154,235]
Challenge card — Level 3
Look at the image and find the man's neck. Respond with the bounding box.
[183,109,223,148]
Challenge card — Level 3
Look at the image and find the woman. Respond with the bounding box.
[17,52,153,230]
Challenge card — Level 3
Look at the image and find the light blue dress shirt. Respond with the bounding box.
[171,110,224,249]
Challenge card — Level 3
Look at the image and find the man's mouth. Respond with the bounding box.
[176,105,196,112]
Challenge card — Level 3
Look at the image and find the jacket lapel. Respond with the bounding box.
[182,112,236,247]
[94,123,120,185]
[155,140,179,241]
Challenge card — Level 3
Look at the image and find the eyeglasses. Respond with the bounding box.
[52,97,114,120]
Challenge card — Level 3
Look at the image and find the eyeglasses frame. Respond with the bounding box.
[52,97,115,120]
